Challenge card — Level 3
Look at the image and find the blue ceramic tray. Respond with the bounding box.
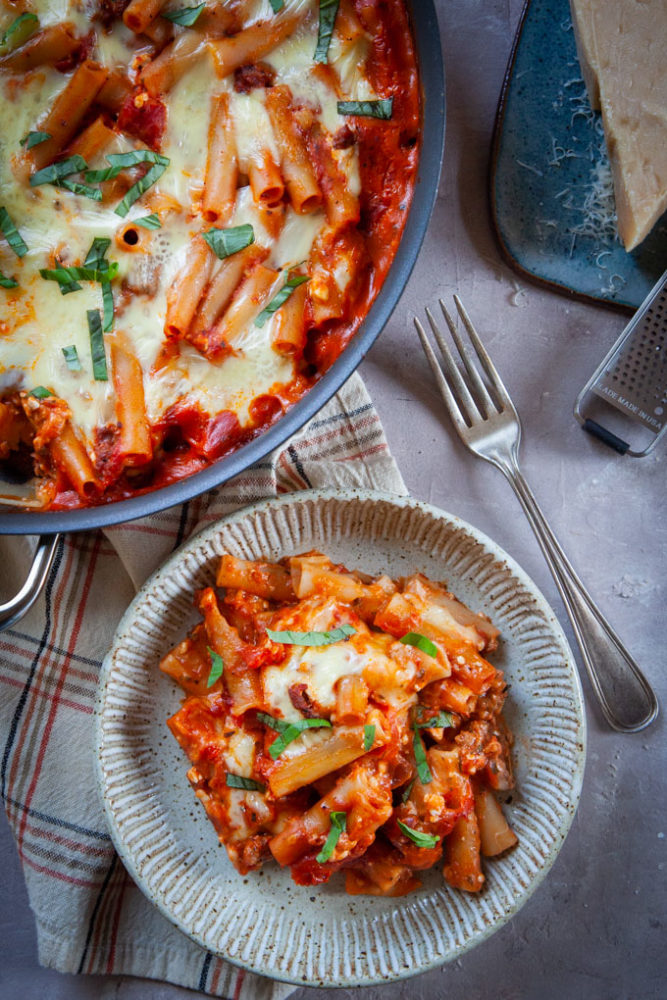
[491,0,667,311]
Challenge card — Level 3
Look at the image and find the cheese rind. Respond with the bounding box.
[569,0,667,250]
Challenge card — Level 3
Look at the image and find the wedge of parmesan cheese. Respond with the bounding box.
[570,0,667,250]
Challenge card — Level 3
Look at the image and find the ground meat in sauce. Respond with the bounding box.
[288,683,320,719]
[333,125,356,150]
[95,0,131,30]
[233,62,276,93]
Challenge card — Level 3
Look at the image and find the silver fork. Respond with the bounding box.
[415,296,658,733]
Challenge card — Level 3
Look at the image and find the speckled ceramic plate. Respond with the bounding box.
[95,490,586,988]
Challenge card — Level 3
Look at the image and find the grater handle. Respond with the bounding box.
[582,419,630,455]
[501,462,659,733]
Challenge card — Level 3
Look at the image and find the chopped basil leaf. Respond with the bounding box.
[400,632,438,658]
[82,237,115,330]
[397,820,439,849]
[268,719,332,759]
[256,712,290,733]
[0,206,28,258]
[41,268,81,294]
[84,237,112,269]
[106,157,169,216]
[0,271,18,289]
[30,155,88,188]
[87,309,108,381]
[162,3,205,26]
[265,624,356,646]
[85,149,168,183]
[134,213,161,229]
[337,98,394,120]
[363,724,375,752]
[30,386,51,399]
[412,727,432,784]
[401,778,415,804]
[415,710,455,730]
[314,0,339,63]
[316,810,346,863]
[206,646,224,687]
[39,262,119,294]
[258,714,332,760]
[101,278,114,332]
[269,0,284,11]
[202,223,254,260]
[20,131,51,150]
[255,274,309,328]
[225,773,265,792]
[81,151,169,216]
[116,159,169,217]
[0,12,38,54]
[58,178,102,201]
[62,345,82,371]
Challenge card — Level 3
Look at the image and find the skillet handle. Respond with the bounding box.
[0,534,60,632]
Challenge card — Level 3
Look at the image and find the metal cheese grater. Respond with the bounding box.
[574,271,667,457]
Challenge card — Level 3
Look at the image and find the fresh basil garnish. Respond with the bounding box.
[255,274,309,328]
[116,160,169,217]
[265,624,355,646]
[19,131,51,150]
[0,12,38,54]
[84,237,111,268]
[133,213,161,229]
[0,206,28,258]
[162,3,205,26]
[85,150,167,183]
[401,778,415,804]
[316,810,346,863]
[30,155,88,188]
[314,0,339,64]
[58,179,102,201]
[202,223,254,260]
[206,646,224,687]
[397,820,439,849]
[400,632,438,658]
[337,98,394,119]
[225,773,265,792]
[39,262,119,294]
[415,710,455,730]
[412,727,432,784]
[84,238,114,330]
[100,277,114,331]
[62,345,82,371]
[257,712,332,760]
[83,151,170,217]
[87,309,108,381]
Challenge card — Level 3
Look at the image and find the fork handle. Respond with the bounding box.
[500,462,658,733]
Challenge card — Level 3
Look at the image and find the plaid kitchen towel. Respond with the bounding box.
[0,371,407,1000]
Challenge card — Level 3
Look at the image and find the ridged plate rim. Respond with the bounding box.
[94,489,586,988]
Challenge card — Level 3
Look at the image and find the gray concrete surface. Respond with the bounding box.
[1,1,665,998]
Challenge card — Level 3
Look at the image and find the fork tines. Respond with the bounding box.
[414,297,514,429]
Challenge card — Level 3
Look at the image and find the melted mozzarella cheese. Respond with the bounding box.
[262,598,410,721]
[231,90,280,174]
[160,55,217,208]
[224,729,256,776]
[418,601,482,649]
[263,640,371,721]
